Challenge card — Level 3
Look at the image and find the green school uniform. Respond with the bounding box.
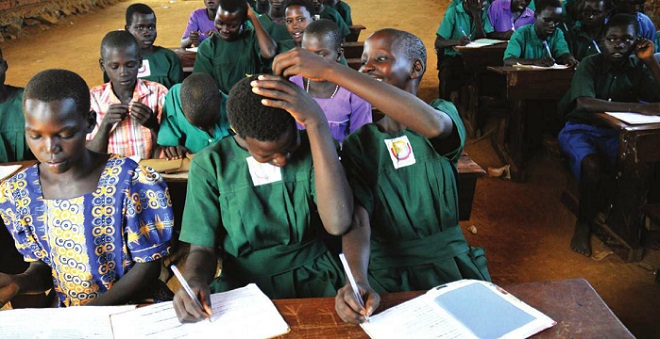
[157,84,231,153]
[179,132,345,299]
[436,3,494,57]
[193,30,262,94]
[562,53,660,126]
[342,99,491,293]
[0,87,32,163]
[503,24,570,60]
[319,6,351,37]
[103,46,183,89]
[566,21,603,61]
[257,14,291,43]
[332,1,352,26]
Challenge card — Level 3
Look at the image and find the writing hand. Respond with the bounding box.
[334,282,380,324]
[458,36,471,46]
[534,56,556,67]
[173,280,213,323]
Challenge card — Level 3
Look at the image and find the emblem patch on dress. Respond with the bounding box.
[384,135,416,169]
[138,60,151,78]
[246,156,282,186]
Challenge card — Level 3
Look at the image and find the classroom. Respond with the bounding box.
[0,0,658,337]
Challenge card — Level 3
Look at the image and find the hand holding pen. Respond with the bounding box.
[172,265,214,323]
[335,253,381,324]
[458,26,471,46]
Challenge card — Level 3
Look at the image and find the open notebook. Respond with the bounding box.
[360,280,556,339]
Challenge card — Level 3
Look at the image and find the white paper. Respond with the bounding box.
[605,112,660,124]
[461,38,506,48]
[513,63,570,70]
[360,280,555,339]
[0,164,22,181]
[110,284,290,339]
[0,305,136,339]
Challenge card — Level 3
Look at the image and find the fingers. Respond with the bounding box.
[130,102,154,124]
[164,147,181,160]
[335,285,364,324]
[173,288,210,323]
[364,290,381,317]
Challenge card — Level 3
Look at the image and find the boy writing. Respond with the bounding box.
[181,0,220,48]
[487,0,535,38]
[0,69,173,307]
[558,14,660,256]
[158,73,232,159]
[566,0,611,61]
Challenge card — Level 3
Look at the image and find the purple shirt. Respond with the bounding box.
[487,0,535,32]
[182,8,217,43]
[290,75,372,144]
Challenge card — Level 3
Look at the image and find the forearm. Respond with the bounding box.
[249,14,277,59]
[576,97,647,114]
[472,17,486,39]
[342,207,371,284]
[183,245,218,285]
[435,35,461,50]
[503,57,534,66]
[86,126,111,153]
[14,261,52,295]
[86,260,161,306]
[487,31,510,40]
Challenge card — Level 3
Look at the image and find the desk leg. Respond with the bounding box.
[491,99,525,181]
[466,74,480,138]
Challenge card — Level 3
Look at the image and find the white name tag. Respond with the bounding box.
[246,156,282,186]
[138,59,151,78]
[384,135,416,169]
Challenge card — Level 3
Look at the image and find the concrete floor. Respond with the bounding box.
[1,0,659,337]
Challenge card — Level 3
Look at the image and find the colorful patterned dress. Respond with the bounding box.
[0,155,174,306]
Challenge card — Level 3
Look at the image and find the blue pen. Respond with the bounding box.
[459,26,468,37]
[543,41,554,60]
[592,40,601,53]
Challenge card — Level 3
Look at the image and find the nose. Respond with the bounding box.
[359,59,374,74]
[270,152,290,167]
[45,137,61,155]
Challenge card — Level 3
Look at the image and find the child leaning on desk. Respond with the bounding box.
[0,69,174,308]
[557,14,660,257]
[503,0,578,67]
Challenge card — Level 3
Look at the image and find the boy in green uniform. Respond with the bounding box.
[311,0,351,37]
[269,28,491,323]
[326,0,352,26]
[103,4,184,89]
[172,75,353,322]
[157,73,232,160]
[558,14,660,256]
[193,0,277,94]
[503,0,578,66]
[257,0,292,43]
[566,0,611,61]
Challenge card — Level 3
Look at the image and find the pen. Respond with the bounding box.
[542,41,554,60]
[459,26,468,37]
[592,40,601,53]
[171,264,212,321]
[339,253,369,322]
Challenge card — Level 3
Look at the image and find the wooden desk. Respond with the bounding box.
[272,278,633,338]
[487,66,575,181]
[170,47,196,78]
[347,24,366,43]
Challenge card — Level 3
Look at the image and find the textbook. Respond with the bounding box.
[605,112,660,125]
[360,280,556,339]
[513,63,570,70]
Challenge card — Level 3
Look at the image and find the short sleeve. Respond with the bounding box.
[552,29,571,58]
[430,99,465,162]
[568,58,597,103]
[157,86,184,147]
[124,165,174,262]
[437,9,457,39]
[348,94,373,134]
[503,29,525,59]
[341,134,375,216]
[487,2,499,29]
[0,181,37,263]
[182,11,200,39]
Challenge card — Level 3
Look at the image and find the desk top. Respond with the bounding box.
[272,279,633,338]
[596,112,660,132]
[487,65,575,74]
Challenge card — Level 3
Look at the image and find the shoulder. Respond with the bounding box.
[190,137,232,174]
[90,83,110,96]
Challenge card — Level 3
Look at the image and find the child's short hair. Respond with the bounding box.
[304,19,342,51]
[535,0,562,13]
[374,28,427,73]
[285,0,315,16]
[100,30,141,57]
[219,0,248,17]
[24,69,91,116]
[227,76,295,141]
[605,13,640,36]
[125,3,155,25]
[181,73,221,125]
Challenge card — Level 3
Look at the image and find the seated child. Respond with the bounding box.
[171,75,353,322]
[103,4,183,89]
[558,14,660,256]
[435,0,496,99]
[614,0,655,40]
[158,73,232,159]
[193,0,277,94]
[280,0,316,51]
[326,0,353,26]
[257,0,293,43]
[566,0,611,61]
[271,29,492,323]
[503,0,578,67]
[311,0,351,37]
[487,0,535,38]
[0,47,32,163]
[87,30,168,159]
[0,69,173,307]
[181,0,220,48]
[289,19,371,144]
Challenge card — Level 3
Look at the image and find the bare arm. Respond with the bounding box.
[0,261,52,307]
[435,34,470,50]
[247,5,277,59]
[86,260,161,306]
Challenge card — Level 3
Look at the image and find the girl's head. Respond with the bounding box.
[215,0,248,41]
[301,19,343,62]
[285,0,315,45]
[23,69,95,174]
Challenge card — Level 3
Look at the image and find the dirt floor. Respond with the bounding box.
[1,0,659,337]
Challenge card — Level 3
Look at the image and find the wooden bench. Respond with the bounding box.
[346,24,366,42]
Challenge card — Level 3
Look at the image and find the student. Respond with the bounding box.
[503,0,578,67]
[289,20,371,144]
[614,0,655,40]
[0,69,174,308]
[248,0,270,14]
[566,0,611,61]
[158,73,232,159]
[258,0,292,43]
[282,0,316,50]
[171,75,352,322]
[270,28,491,322]
[193,0,277,94]
[87,30,168,159]
[0,47,32,163]
[326,0,352,26]
[435,0,495,99]
[558,14,660,256]
[181,0,220,48]
[487,0,535,38]
[103,4,183,89]
[311,0,351,37]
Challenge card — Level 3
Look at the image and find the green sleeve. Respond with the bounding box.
[157,85,184,147]
[503,29,525,59]
[341,134,375,217]
[552,29,571,57]
[568,58,597,103]
[193,38,215,76]
[430,99,465,163]
[437,8,457,39]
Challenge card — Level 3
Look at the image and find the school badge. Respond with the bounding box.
[138,59,151,78]
[384,135,416,169]
[246,156,282,186]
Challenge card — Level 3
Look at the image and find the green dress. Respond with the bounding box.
[504,24,570,60]
[320,6,351,37]
[103,46,183,89]
[179,133,344,298]
[193,30,262,94]
[157,84,232,153]
[0,86,32,163]
[257,14,292,43]
[342,99,491,293]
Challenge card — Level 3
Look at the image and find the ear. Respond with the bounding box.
[336,47,344,62]
[124,25,130,31]
[98,58,105,72]
[86,110,97,132]
[410,59,425,79]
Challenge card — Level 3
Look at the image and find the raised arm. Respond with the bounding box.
[247,5,277,59]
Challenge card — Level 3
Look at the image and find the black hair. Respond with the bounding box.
[535,0,562,13]
[180,73,222,126]
[284,0,315,16]
[373,28,427,74]
[227,76,295,141]
[304,19,342,51]
[219,0,248,18]
[605,13,640,36]
[100,30,141,58]
[24,69,91,116]
[125,3,155,26]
